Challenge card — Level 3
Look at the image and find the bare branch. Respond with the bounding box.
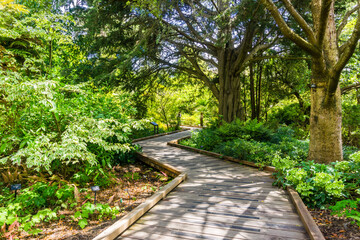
[180,49,220,98]
[341,82,360,94]
[260,0,320,56]
[281,0,316,44]
[160,18,217,53]
[196,54,218,68]
[317,0,332,47]
[337,4,360,38]
[174,5,205,42]
[334,9,360,76]
[236,38,278,75]
[167,39,215,56]
[250,55,311,61]
[210,0,220,13]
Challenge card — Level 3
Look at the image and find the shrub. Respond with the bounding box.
[0,75,146,174]
[183,120,308,165]
[272,151,360,208]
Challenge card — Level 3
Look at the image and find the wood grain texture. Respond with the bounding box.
[113,131,310,240]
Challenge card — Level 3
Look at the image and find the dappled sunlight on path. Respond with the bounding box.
[117,131,309,240]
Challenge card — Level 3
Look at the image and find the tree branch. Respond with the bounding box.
[174,5,205,43]
[334,9,360,76]
[281,0,316,44]
[167,39,215,56]
[250,55,311,61]
[179,50,219,98]
[210,0,220,13]
[260,0,321,56]
[160,18,217,53]
[337,4,360,38]
[341,82,360,94]
[317,0,332,48]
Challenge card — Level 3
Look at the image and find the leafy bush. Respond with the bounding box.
[0,73,146,174]
[189,130,223,150]
[268,101,310,127]
[182,120,308,166]
[0,182,75,235]
[273,151,360,208]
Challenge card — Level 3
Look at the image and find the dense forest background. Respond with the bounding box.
[1,0,360,238]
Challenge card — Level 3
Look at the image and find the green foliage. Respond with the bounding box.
[183,120,309,166]
[0,74,146,173]
[73,202,119,229]
[123,172,141,181]
[329,199,360,227]
[0,182,77,235]
[272,151,360,208]
[147,79,217,130]
[342,102,360,148]
[0,181,121,235]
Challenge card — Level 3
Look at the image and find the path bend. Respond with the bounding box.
[118,131,308,240]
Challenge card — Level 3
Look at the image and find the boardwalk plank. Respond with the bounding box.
[140,212,306,232]
[116,131,308,240]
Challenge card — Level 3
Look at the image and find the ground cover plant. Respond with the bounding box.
[0,161,171,239]
[180,119,310,167]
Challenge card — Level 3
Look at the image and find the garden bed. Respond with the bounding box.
[310,209,360,240]
[2,161,172,240]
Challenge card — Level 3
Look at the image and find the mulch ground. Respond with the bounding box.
[14,161,172,240]
[310,208,360,240]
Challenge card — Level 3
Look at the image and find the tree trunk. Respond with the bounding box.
[256,64,262,121]
[250,64,256,120]
[219,72,244,122]
[308,75,343,163]
[308,2,343,163]
[218,48,244,123]
[49,39,53,71]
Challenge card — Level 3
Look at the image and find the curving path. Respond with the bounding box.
[117,131,309,240]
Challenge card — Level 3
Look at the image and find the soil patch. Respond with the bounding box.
[310,208,360,240]
[15,161,172,240]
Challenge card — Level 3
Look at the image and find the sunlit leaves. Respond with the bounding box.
[0,71,146,173]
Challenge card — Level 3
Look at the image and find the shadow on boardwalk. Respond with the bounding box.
[117,131,309,240]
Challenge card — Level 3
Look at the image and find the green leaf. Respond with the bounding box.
[81,210,89,219]
[74,211,81,219]
[78,218,88,229]
[5,215,17,225]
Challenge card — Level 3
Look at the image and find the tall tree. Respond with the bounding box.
[261,0,360,163]
[86,0,278,122]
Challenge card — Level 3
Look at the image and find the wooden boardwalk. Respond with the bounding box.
[118,131,308,240]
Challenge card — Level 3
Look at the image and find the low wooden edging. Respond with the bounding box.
[167,137,276,172]
[287,187,325,240]
[93,153,187,240]
[132,128,189,143]
[168,136,325,240]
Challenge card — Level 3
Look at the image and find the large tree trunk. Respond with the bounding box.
[308,73,343,163]
[218,48,245,122]
[219,72,244,122]
[308,2,343,163]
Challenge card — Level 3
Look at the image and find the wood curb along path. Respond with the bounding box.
[118,130,310,240]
